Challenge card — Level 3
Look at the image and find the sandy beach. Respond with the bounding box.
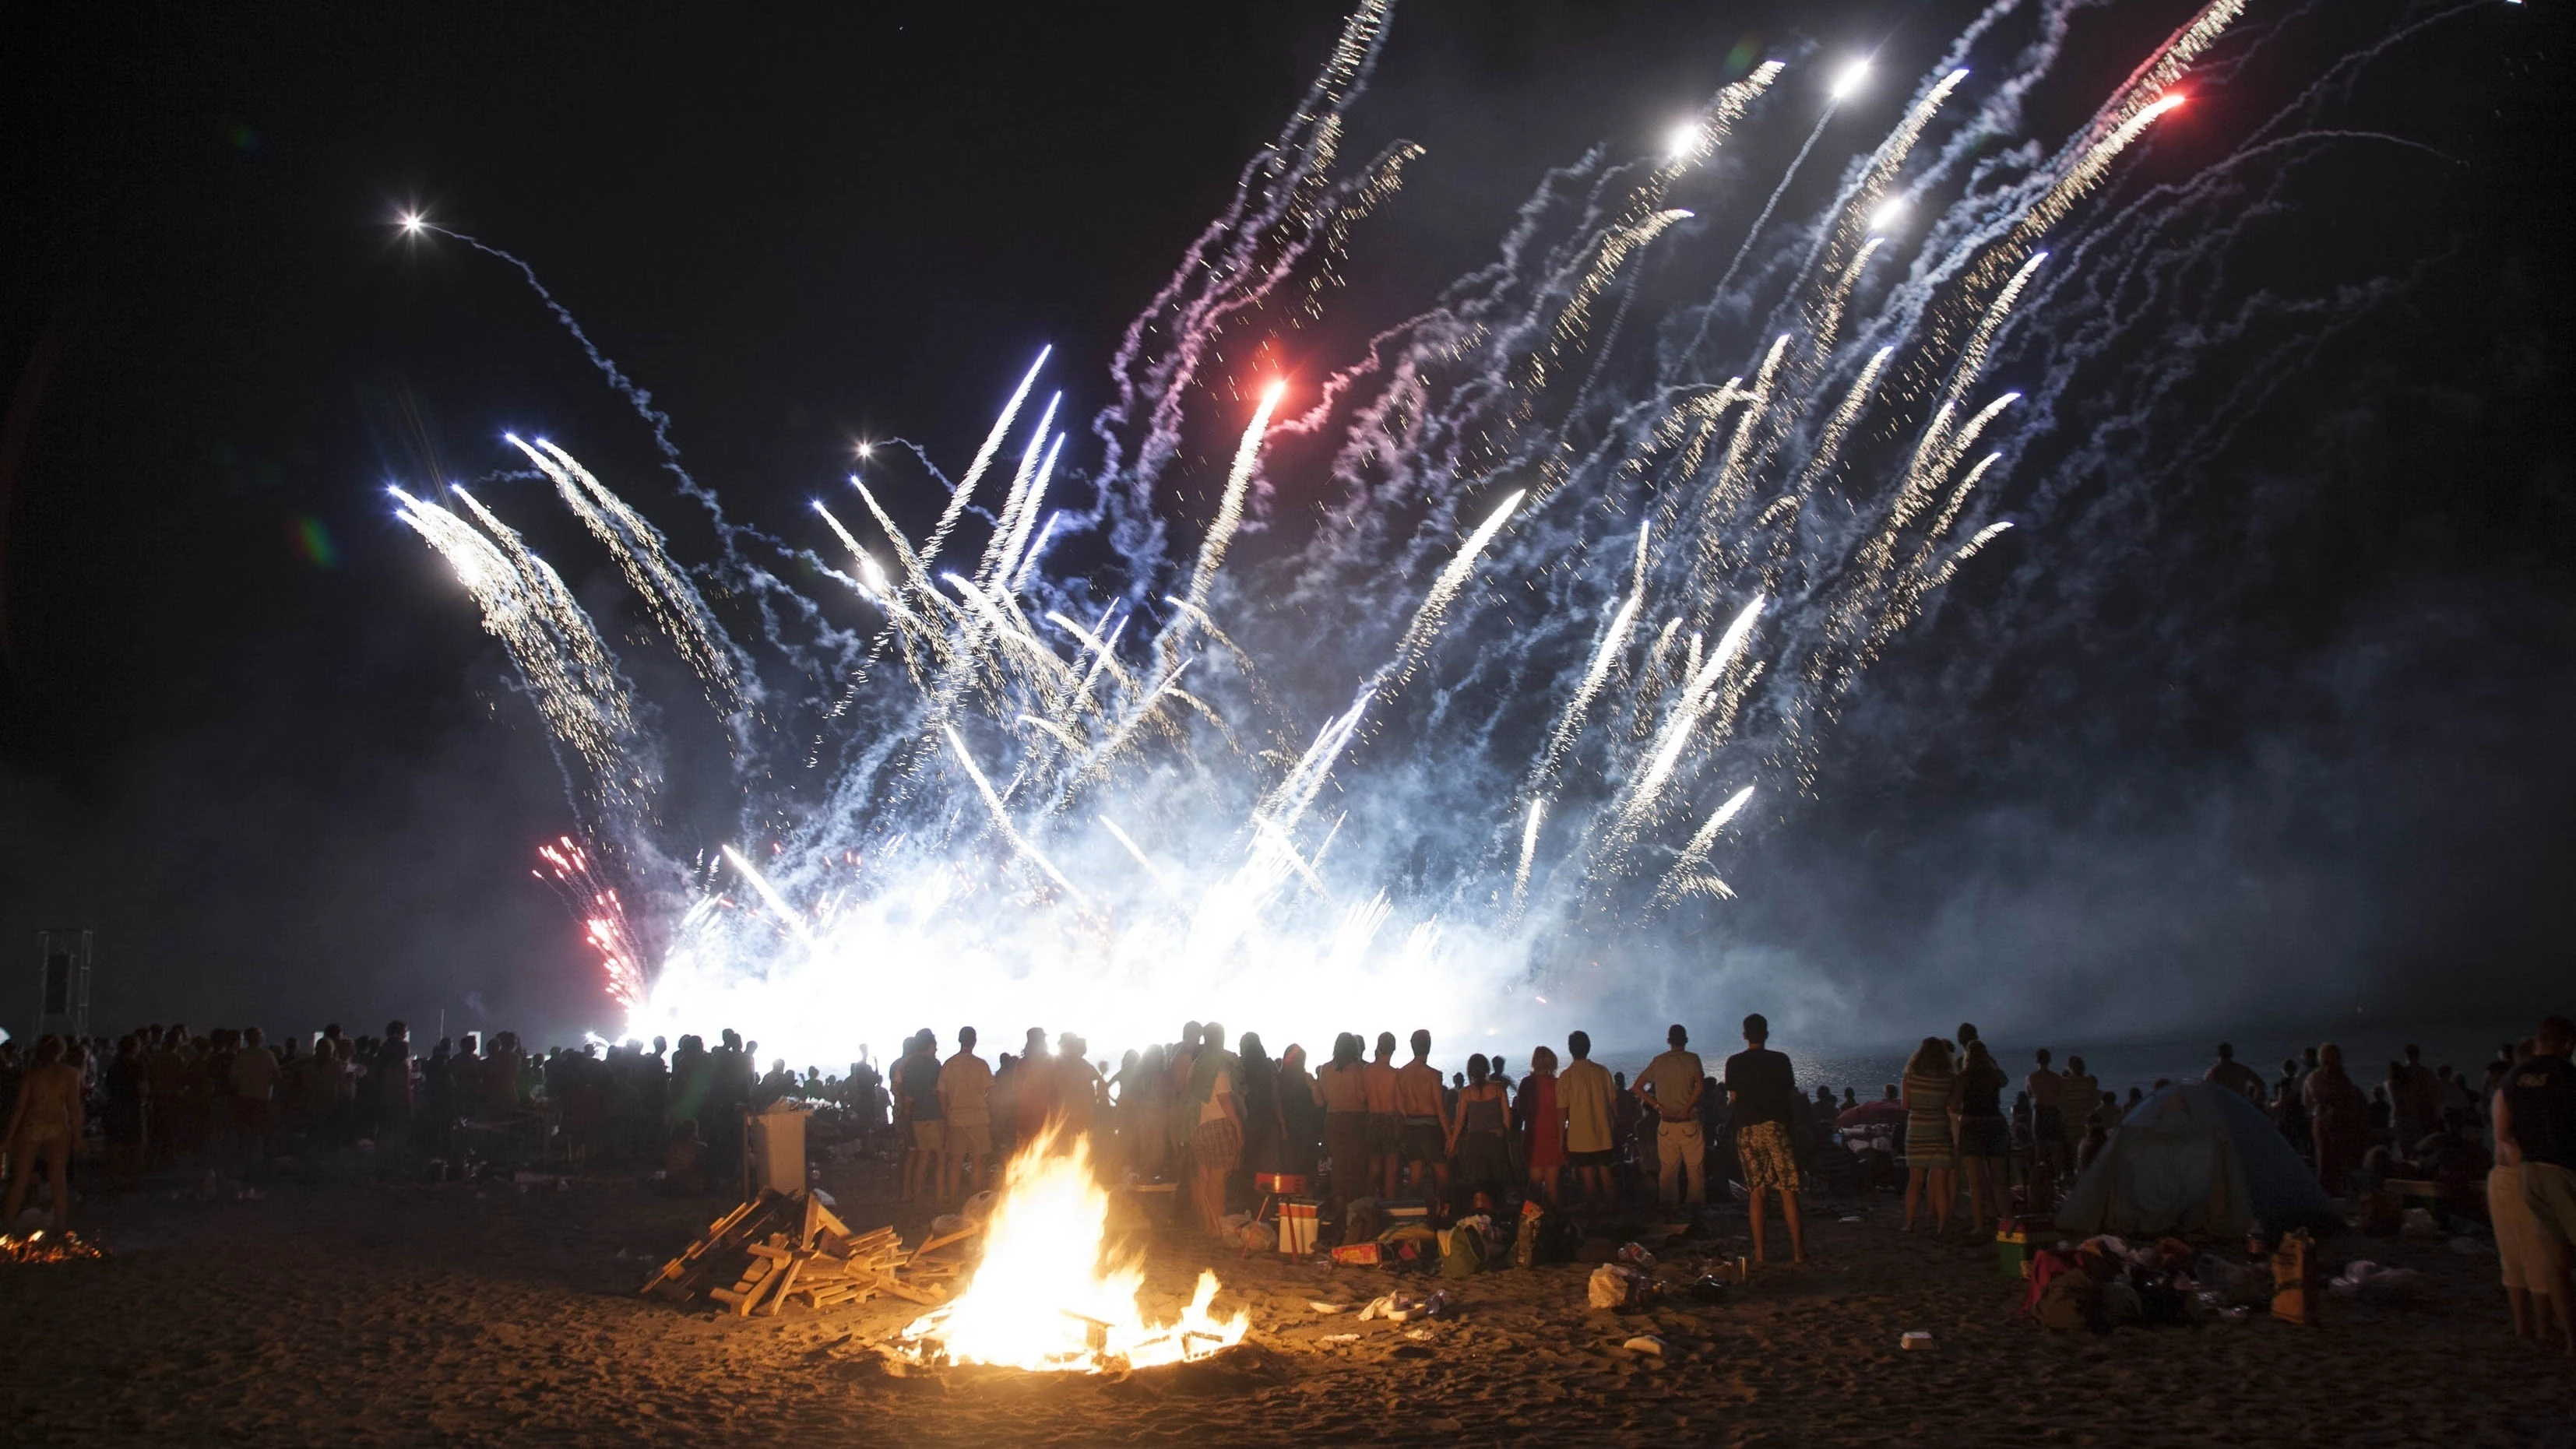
[5,1150,2569,1448]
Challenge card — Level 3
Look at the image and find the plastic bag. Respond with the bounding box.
[1588,1264,1643,1310]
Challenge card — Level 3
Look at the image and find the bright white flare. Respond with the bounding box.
[1666,121,1705,160]
[1832,59,1871,100]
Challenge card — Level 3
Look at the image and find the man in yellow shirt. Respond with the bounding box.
[1557,1030,1617,1208]
[937,1026,993,1203]
[1635,1024,1706,1206]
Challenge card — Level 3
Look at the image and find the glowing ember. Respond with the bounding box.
[0,1229,107,1264]
[897,1131,1247,1372]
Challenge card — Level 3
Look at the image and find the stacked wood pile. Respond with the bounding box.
[640,1187,982,1317]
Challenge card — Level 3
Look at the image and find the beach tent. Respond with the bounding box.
[2055,1081,2339,1239]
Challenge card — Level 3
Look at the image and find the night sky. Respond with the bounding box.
[2,1,2567,1050]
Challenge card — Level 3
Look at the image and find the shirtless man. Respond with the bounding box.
[1364,1032,1403,1199]
[1394,1030,1452,1208]
[3,1036,84,1229]
[2025,1048,2067,1208]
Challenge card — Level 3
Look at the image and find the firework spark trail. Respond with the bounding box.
[998,434,1067,588]
[1508,797,1546,916]
[923,349,1051,566]
[391,487,642,791]
[1381,488,1527,691]
[511,437,744,712]
[1169,381,1288,664]
[721,844,818,947]
[1531,590,1642,790]
[1651,784,1755,907]
[1098,815,1178,895]
[978,393,1063,588]
[943,726,1088,906]
[417,224,738,536]
[1091,0,1395,546]
[1677,97,1844,375]
[1621,595,1764,828]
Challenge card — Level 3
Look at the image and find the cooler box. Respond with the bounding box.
[1278,1198,1321,1255]
[1256,1173,1311,1196]
[1995,1215,2053,1278]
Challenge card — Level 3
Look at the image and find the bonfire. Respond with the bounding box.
[0,1229,107,1264]
[897,1129,1247,1372]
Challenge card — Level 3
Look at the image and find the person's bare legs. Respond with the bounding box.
[1747,1185,1771,1264]
[0,1130,33,1223]
[1931,1167,1955,1232]
[2507,1285,2536,1340]
[1962,1158,1991,1233]
[1781,1184,1807,1264]
[1903,1166,1926,1231]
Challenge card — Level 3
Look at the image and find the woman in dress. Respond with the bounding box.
[1236,1032,1279,1180]
[1951,1039,2013,1233]
[1900,1037,1957,1233]
[1448,1054,1514,1206]
[1273,1043,1322,1181]
[1522,1045,1567,1208]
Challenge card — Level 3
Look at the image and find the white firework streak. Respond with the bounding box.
[1170,380,1287,662]
[942,724,1086,906]
[1382,487,1527,689]
[977,392,1061,586]
[720,844,818,947]
[1508,797,1546,917]
[1652,785,1756,906]
[1097,814,1178,895]
[1623,596,1765,827]
[922,346,1050,564]
[512,438,743,712]
[1532,591,1641,787]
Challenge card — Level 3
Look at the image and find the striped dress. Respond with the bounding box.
[1902,1066,1955,1169]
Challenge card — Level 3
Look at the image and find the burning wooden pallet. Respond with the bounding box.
[641,1188,980,1317]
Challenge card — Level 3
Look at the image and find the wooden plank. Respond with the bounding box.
[745,1243,794,1262]
[912,1224,981,1257]
[872,1273,940,1307]
[764,1256,804,1316]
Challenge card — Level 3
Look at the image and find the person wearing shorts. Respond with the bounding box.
[938,1026,994,1205]
[2497,1016,2576,1357]
[1364,1032,1403,1199]
[1394,1029,1452,1207]
[2490,1158,2570,1349]
[1724,1015,1807,1265]
[1558,1031,1617,1208]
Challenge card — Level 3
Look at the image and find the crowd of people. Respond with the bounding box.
[0,1020,832,1226]
[6,1008,2571,1354]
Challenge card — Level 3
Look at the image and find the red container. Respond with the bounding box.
[1256,1173,1311,1195]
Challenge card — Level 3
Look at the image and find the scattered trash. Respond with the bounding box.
[1622,1335,1665,1356]
[1307,1300,1346,1315]
[1900,1331,1935,1351]
[1404,1328,1434,1341]
[1839,1215,1863,1223]
[1319,1332,1360,1343]
[1614,1241,1657,1270]
[811,1188,838,1208]
[1589,1263,1646,1310]
[2328,1260,2427,1307]
[1688,1275,1731,1305]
